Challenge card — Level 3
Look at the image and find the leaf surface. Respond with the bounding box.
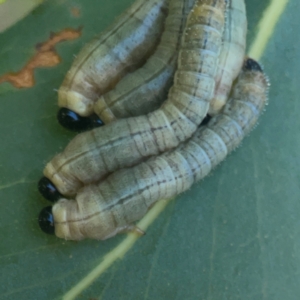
[0,0,299,299]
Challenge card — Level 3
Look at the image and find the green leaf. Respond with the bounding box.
[0,0,298,299]
[0,0,43,32]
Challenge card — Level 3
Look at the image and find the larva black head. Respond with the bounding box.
[200,114,212,126]
[244,58,263,72]
[57,108,91,131]
[89,113,104,128]
[38,206,55,235]
[57,108,104,132]
[38,177,62,202]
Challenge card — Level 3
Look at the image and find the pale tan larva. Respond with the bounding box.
[93,0,247,123]
[209,0,247,115]
[58,0,169,116]
[51,58,269,241]
[44,0,226,196]
[93,0,196,124]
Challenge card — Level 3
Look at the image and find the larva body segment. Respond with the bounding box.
[58,0,169,116]
[94,0,196,124]
[94,0,247,124]
[44,0,226,196]
[52,59,269,241]
[209,0,247,115]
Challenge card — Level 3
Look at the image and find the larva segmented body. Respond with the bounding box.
[58,0,169,116]
[50,59,269,241]
[94,0,247,123]
[94,0,196,124]
[209,0,247,115]
[44,0,226,196]
[93,0,247,124]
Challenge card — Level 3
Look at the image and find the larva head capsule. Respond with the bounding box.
[200,114,212,126]
[38,206,55,235]
[38,177,62,202]
[243,58,263,73]
[57,108,104,132]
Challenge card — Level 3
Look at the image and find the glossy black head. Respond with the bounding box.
[200,114,212,126]
[38,177,62,202]
[244,58,263,72]
[57,108,104,132]
[38,206,55,235]
[89,113,104,128]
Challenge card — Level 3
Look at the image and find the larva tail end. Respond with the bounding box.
[243,58,263,73]
[57,108,104,132]
[38,206,55,235]
[38,177,62,203]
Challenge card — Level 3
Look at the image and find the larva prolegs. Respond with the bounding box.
[42,0,226,197]
[39,58,268,241]
[57,0,169,117]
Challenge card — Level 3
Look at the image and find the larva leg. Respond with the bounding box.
[209,0,247,115]
[57,0,169,118]
[41,0,226,198]
[93,0,196,124]
[123,225,145,236]
[38,58,269,241]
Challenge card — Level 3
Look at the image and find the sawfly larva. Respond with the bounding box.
[209,0,247,115]
[58,0,247,133]
[39,0,226,199]
[57,0,169,119]
[93,0,196,124]
[95,0,247,123]
[38,58,269,240]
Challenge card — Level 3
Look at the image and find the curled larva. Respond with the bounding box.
[38,58,269,240]
[41,0,226,197]
[57,0,169,117]
[93,0,196,124]
[209,0,247,115]
[59,0,246,133]
[94,0,247,123]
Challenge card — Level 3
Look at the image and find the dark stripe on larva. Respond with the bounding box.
[69,0,167,84]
